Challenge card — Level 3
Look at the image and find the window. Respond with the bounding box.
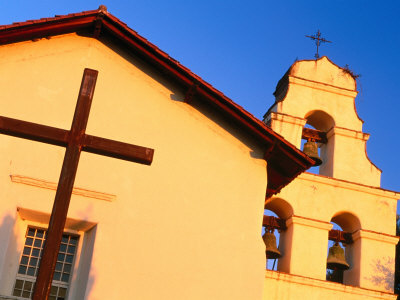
[12,227,79,300]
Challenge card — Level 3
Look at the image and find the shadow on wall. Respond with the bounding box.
[73,204,97,300]
[0,213,18,296]
[77,225,97,299]
[365,257,395,291]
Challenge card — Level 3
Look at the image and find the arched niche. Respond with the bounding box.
[265,197,293,220]
[264,198,293,272]
[303,110,335,176]
[304,110,335,132]
[331,211,361,233]
[327,211,361,286]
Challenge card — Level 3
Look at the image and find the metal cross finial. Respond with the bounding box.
[305,30,332,59]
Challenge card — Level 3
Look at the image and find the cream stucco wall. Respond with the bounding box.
[0,34,269,300]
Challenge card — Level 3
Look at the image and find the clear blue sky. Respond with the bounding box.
[2,1,400,202]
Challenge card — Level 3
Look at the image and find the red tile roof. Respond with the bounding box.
[0,6,314,199]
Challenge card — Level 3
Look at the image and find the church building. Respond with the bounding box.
[0,6,313,300]
[0,6,397,300]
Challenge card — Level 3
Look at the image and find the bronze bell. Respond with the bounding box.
[303,140,323,166]
[263,231,281,259]
[327,242,350,270]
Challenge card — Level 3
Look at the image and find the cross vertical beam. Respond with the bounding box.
[305,29,332,59]
[32,69,98,299]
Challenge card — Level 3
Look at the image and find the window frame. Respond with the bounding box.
[11,224,82,300]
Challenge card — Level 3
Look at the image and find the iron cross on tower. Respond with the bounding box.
[305,29,332,59]
[0,68,154,300]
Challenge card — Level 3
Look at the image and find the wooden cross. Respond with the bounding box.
[0,69,154,300]
[305,29,332,59]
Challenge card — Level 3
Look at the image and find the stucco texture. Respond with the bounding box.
[0,34,268,300]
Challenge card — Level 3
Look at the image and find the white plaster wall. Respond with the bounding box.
[0,34,268,300]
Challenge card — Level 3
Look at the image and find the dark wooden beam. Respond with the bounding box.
[83,135,154,165]
[263,215,287,231]
[302,127,327,144]
[0,116,68,147]
[0,116,154,166]
[33,68,99,300]
[262,216,353,244]
[329,229,353,244]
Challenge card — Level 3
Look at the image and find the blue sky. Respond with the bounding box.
[1,1,400,202]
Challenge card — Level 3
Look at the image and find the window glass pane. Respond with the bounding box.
[36,230,44,238]
[50,285,58,295]
[66,255,73,263]
[22,290,30,298]
[60,244,67,253]
[67,245,76,254]
[15,279,23,289]
[23,247,31,255]
[62,236,69,244]
[63,264,71,273]
[13,288,22,297]
[27,228,35,237]
[53,271,61,281]
[21,255,29,265]
[18,265,27,274]
[61,273,69,282]
[24,281,33,290]
[55,262,63,271]
[25,238,33,246]
[34,239,42,248]
[57,253,65,262]
[29,257,38,267]
[59,287,67,297]
[70,236,78,245]
[27,267,35,276]
[32,248,40,257]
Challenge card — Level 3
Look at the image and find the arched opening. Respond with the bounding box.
[263,209,280,271]
[304,110,335,132]
[331,212,361,232]
[301,123,321,175]
[263,198,293,272]
[326,212,361,285]
[302,110,335,176]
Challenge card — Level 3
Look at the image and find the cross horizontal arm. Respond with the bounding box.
[0,116,154,165]
[83,135,154,165]
[0,116,68,146]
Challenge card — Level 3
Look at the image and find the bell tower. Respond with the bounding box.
[263,56,381,186]
[262,57,399,300]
